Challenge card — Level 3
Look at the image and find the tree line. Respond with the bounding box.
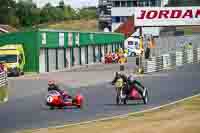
[0,0,97,27]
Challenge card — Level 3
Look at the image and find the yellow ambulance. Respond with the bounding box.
[0,44,25,76]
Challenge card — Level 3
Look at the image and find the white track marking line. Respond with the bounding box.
[22,93,200,133]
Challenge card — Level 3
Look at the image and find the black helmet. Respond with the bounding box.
[114,72,121,77]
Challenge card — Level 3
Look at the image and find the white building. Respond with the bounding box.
[111,0,169,37]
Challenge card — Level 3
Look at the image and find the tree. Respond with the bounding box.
[64,5,76,20]
[0,0,17,24]
[40,3,53,23]
[0,0,98,27]
[58,0,65,9]
[8,15,20,27]
[78,7,97,20]
[16,0,40,26]
[57,1,77,20]
[40,3,64,23]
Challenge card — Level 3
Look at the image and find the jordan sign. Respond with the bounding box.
[135,7,200,26]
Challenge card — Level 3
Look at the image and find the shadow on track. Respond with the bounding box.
[104,102,144,106]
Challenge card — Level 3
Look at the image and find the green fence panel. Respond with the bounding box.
[39,32,59,48]
[0,31,39,72]
[0,29,125,72]
[79,32,91,46]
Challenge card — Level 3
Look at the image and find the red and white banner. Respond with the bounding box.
[135,7,200,26]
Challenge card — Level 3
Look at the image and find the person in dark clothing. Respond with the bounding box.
[48,80,72,100]
[145,47,150,59]
[0,63,4,72]
[112,72,129,95]
[127,75,145,97]
[112,72,128,85]
[48,80,62,92]
[0,61,6,73]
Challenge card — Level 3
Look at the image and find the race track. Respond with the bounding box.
[0,63,200,133]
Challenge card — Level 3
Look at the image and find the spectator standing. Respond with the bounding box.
[0,62,5,72]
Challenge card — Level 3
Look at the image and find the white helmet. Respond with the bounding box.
[128,75,135,83]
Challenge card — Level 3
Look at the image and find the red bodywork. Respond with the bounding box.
[46,90,83,108]
[128,87,143,100]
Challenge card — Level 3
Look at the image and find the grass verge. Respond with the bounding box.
[47,19,98,32]
[21,94,200,133]
[20,19,98,32]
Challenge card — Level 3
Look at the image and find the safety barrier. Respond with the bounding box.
[0,71,8,88]
[0,71,8,103]
[143,47,200,74]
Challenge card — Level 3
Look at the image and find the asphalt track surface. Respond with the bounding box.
[1,63,200,133]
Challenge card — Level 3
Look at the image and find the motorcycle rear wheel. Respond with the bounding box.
[50,106,55,110]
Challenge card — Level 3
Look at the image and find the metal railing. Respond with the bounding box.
[143,47,200,74]
[0,71,8,103]
[0,71,8,88]
[146,34,200,57]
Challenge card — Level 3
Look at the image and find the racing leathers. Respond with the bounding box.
[48,84,72,100]
[48,84,61,92]
[112,74,127,84]
[112,73,129,95]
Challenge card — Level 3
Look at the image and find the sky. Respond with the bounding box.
[33,0,98,8]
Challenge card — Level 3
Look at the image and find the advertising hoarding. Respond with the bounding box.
[135,7,200,26]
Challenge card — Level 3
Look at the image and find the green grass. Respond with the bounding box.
[26,19,98,32]
[19,19,99,32]
[47,19,98,32]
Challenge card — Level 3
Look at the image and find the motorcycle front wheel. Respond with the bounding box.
[116,88,124,105]
[116,93,120,105]
[143,90,149,104]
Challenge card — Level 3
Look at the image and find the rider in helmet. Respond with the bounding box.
[112,72,128,85]
[48,80,72,100]
[111,72,129,95]
[48,80,61,92]
[127,75,145,97]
